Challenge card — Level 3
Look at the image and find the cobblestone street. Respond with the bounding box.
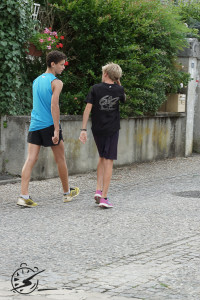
[1,155,200,299]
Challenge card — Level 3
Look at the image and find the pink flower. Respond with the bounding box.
[60,36,64,40]
[51,31,57,36]
[59,43,63,48]
[74,97,77,100]
[39,39,44,43]
[44,28,50,34]
[47,45,51,49]
[47,37,51,41]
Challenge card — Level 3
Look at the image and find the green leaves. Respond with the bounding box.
[0,41,7,47]
[176,1,200,37]
[0,0,194,116]
[52,0,192,116]
[0,0,34,115]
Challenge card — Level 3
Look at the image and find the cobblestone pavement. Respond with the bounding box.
[1,155,200,299]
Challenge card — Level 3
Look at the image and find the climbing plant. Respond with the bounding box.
[0,0,35,115]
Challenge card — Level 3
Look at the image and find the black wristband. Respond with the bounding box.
[80,129,87,131]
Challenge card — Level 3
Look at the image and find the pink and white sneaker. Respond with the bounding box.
[94,190,102,204]
[99,198,113,208]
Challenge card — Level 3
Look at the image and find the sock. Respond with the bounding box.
[20,195,30,200]
[64,189,70,195]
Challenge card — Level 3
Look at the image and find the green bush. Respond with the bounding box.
[0,0,35,115]
[0,0,193,116]
[50,0,192,116]
[115,0,192,115]
[175,0,200,36]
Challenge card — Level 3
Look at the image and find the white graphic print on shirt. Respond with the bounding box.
[99,95,119,111]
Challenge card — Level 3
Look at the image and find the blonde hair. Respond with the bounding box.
[102,62,122,81]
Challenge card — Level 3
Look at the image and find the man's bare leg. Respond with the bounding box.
[21,143,41,195]
[102,158,113,198]
[96,157,104,191]
[51,140,69,193]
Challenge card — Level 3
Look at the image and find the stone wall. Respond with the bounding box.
[0,114,186,179]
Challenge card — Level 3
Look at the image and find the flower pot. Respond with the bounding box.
[26,43,42,57]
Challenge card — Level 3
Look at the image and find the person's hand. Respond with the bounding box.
[79,131,87,144]
[52,130,59,144]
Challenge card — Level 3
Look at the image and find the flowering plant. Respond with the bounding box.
[29,27,65,51]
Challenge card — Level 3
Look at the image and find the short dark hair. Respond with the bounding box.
[46,51,67,67]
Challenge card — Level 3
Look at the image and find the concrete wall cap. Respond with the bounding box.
[179,38,200,59]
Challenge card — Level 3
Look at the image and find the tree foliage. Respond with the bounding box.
[52,0,192,116]
[0,0,194,116]
[175,0,200,36]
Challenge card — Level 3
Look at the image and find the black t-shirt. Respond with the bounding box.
[85,82,125,136]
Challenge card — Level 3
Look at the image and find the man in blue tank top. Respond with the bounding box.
[17,51,79,207]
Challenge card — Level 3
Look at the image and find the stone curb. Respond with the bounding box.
[0,178,21,185]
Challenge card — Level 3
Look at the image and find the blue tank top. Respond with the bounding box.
[29,73,57,131]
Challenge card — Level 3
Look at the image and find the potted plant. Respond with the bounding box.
[26,27,65,56]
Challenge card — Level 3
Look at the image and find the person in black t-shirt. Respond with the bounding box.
[79,63,126,208]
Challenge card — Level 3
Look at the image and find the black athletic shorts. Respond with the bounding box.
[93,131,119,160]
[27,124,63,147]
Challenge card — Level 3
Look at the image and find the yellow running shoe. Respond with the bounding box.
[17,197,38,207]
[63,187,80,203]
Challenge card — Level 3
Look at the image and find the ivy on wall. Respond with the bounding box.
[0,0,35,115]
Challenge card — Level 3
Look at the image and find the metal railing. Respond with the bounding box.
[32,3,40,20]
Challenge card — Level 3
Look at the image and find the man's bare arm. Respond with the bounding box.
[51,79,63,144]
[79,103,93,144]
